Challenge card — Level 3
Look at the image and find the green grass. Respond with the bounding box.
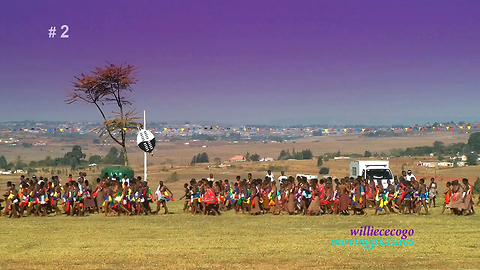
[0,202,479,269]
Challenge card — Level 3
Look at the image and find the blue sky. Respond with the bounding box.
[1,1,480,125]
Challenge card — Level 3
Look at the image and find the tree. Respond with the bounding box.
[34,156,61,167]
[319,167,330,175]
[473,177,480,194]
[89,155,102,164]
[191,152,209,165]
[293,151,303,160]
[200,152,209,163]
[316,156,323,168]
[301,149,313,159]
[66,62,141,166]
[279,149,312,160]
[278,150,291,160]
[389,148,403,157]
[213,157,222,165]
[166,172,179,182]
[6,162,14,171]
[250,154,260,162]
[102,147,123,164]
[468,132,480,152]
[13,156,27,171]
[93,138,101,144]
[467,153,478,166]
[245,152,251,162]
[64,145,86,170]
[0,155,7,170]
[364,151,372,157]
[190,156,196,166]
[433,141,445,153]
[452,158,458,168]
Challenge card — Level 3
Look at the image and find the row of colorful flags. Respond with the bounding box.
[1,125,479,133]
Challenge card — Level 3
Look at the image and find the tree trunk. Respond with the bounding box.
[122,145,129,166]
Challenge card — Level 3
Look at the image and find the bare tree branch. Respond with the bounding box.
[65,62,139,166]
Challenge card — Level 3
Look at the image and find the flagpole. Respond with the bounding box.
[144,110,147,182]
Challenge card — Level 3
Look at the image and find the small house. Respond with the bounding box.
[229,155,246,162]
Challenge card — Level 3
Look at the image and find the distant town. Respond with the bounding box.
[0,120,478,142]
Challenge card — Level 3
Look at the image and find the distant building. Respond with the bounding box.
[438,162,454,168]
[229,155,246,162]
[417,161,435,168]
[260,158,274,162]
[218,164,231,168]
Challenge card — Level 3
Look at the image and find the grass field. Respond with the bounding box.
[1,131,479,269]
[0,202,479,270]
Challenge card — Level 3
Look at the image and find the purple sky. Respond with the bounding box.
[1,1,480,125]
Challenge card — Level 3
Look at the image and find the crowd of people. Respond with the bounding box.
[0,170,478,218]
[180,170,477,216]
[0,173,168,217]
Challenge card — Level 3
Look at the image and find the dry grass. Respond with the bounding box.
[0,131,479,269]
[0,131,470,164]
[125,131,470,166]
[0,202,479,269]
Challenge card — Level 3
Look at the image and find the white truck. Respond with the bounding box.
[349,160,394,189]
[295,174,319,180]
